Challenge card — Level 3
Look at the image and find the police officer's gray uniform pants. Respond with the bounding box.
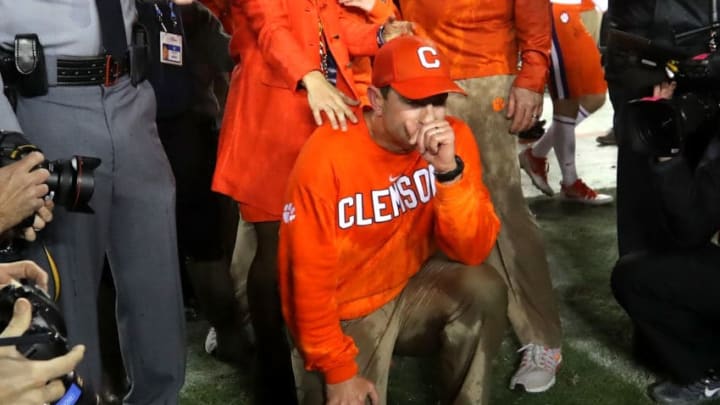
[16,78,186,405]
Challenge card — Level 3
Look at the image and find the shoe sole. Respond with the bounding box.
[518,153,554,196]
[512,376,557,394]
[559,194,614,206]
[596,138,617,146]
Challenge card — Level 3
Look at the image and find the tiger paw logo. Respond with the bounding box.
[282,203,296,223]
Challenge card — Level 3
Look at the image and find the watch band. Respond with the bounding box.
[435,155,464,183]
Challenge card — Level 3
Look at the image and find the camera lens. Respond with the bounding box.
[45,156,101,213]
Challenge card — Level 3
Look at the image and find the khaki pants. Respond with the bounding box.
[580,9,603,44]
[447,76,562,348]
[293,259,508,405]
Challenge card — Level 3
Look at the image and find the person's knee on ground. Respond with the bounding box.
[455,263,508,324]
[610,251,651,310]
[437,262,508,405]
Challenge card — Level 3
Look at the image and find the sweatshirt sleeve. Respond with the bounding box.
[278,141,360,384]
[0,74,22,133]
[432,119,500,265]
[512,0,552,93]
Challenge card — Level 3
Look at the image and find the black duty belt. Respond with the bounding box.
[56,54,129,86]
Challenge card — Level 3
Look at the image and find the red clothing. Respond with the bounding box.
[278,116,501,383]
[398,0,552,93]
[212,0,380,221]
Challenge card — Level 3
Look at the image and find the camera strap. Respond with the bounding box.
[0,333,55,348]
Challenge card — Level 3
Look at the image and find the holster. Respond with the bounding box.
[3,34,49,97]
[129,23,150,86]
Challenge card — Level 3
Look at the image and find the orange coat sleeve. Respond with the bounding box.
[240,0,320,90]
[513,0,552,93]
[433,120,501,265]
[280,139,360,384]
[336,7,383,57]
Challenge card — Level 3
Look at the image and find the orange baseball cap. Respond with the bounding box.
[372,36,466,99]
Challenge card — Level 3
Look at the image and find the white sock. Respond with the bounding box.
[532,114,573,158]
[550,116,578,186]
[575,105,590,126]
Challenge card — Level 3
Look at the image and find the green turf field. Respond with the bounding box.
[179,192,720,405]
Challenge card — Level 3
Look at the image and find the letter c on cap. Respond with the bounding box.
[417,46,440,69]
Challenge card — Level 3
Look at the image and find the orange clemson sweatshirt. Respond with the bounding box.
[278,116,501,384]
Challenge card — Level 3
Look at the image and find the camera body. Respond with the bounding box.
[0,282,98,405]
[608,29,720,164]
[0,131,100,213]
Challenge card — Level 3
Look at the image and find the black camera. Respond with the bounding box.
[609,29,720,164]
[0,131,100,213]
[0,282,98,405]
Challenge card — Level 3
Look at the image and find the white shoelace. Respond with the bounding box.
[517,343,561,371]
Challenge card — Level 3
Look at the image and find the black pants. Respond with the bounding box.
[608,81,674,256]
[247,221,298,404]
[611,244,720,383]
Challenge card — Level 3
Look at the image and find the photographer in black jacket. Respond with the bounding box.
[606,0,714,255]
[606,2,720,403]
[611,78,720,403]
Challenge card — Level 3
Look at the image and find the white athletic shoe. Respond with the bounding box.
[204,327,218,356]
[560,179,613,205]
[510,343,562,393]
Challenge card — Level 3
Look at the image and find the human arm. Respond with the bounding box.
[507,0,551,133]
[338,0,398,24]
[651,138,720,247]
[337,5,412,57]
[0,260,49,292]
[182,2,234,73]
[326,375,379,405]
[278,154,360,385]
[241,0,323,90]
[407,115,500,264]
[0,152,50,235]
[431,121,501,264]
[0,299,85,405]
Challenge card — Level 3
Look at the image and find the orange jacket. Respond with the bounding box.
[212,0,381,220]
[278,116,501,384]
[398,0,551,93]
[343,0,399,105]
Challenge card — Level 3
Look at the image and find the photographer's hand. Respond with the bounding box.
[0,152,50,234]
[0,260,49,292]
[0,299,85,405]
[653,81,676,99]
[19,200,54,242]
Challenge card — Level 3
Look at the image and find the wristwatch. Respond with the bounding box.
[435,155,464,183]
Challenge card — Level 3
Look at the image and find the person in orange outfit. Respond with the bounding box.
[212,2,413,403]
[279,36,507,405]
[398,0,564,394]
[519,0,612,205]
[338,0,399,105]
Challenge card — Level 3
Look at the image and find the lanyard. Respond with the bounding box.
[153,2,178,33]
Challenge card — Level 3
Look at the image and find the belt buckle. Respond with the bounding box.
[104,55,122,87]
